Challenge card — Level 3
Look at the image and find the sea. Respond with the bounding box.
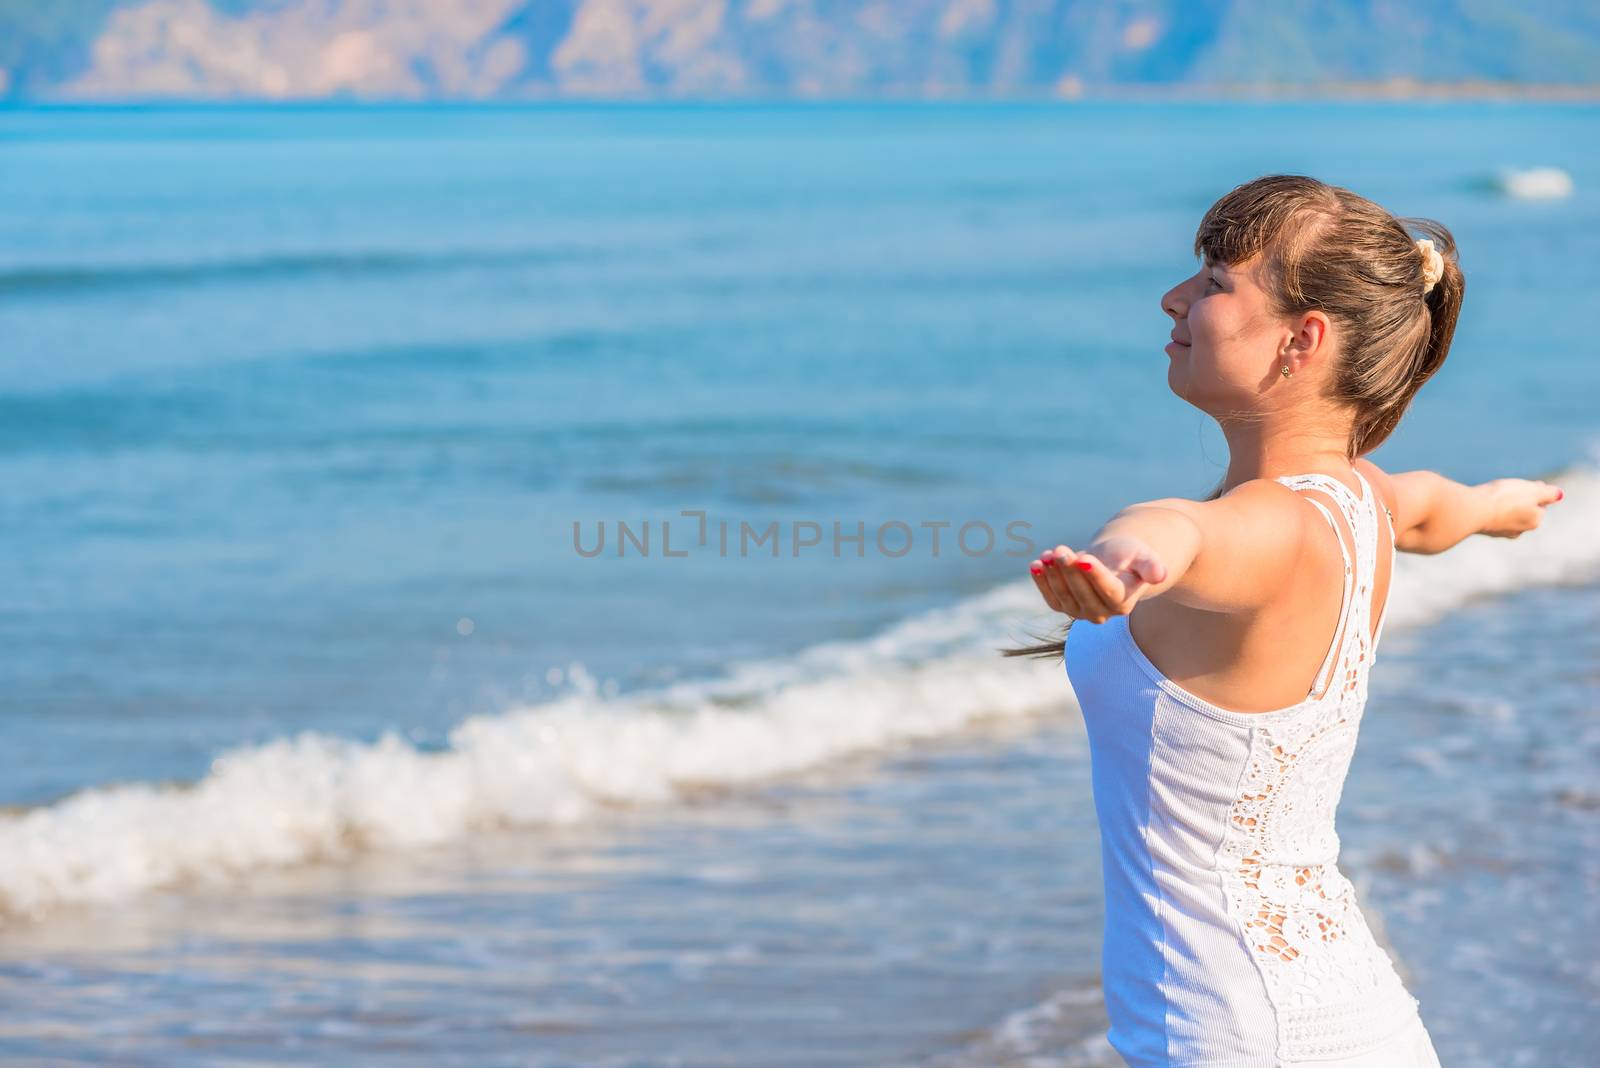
[1,101,1596,1066]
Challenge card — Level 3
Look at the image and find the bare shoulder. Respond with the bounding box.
[1353,457,1399,523]
[1353,456,1440,542]
[1128,478,1308,613]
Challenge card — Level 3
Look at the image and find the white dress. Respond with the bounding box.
[1064,469,1443,1067]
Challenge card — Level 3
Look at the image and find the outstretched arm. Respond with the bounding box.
[1377,467,1563,555]
[1030,480,1305,623]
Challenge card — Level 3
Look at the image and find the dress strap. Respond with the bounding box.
[1274,475,1360,700]
[1353,468,1396,530]
[1353,468,1398,651]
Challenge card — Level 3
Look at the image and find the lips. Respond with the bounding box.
[1168,335,1191,347]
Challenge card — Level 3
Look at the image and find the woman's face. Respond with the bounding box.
[1160,254,1288,410]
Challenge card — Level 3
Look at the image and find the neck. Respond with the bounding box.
[1216,417,1354,495]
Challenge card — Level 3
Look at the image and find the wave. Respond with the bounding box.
[3,453,1597,922]
[1494,167,1574,200]
[0,245,597,297]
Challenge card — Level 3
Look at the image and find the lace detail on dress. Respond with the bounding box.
[1216,470,1418,1059]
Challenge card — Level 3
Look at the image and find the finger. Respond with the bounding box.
[1043,554,1086,616]
[1541,482,1564,505]
[1029,560,1063,613]
[1050,546,1102,614]
[1062,554,1118,621]
[1043,546,1094,613]
[1041,551,1088,617]
[1078,553,1143,609]
[1115,547,1168,603]
[1129,547,1169,585]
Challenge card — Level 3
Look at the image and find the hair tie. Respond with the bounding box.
[1416,237,1445,295]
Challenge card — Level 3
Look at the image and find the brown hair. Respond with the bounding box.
[1002,174,1465,661]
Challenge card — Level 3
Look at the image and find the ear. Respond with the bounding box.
[1283,309,1332,365]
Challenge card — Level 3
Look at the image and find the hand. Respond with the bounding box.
[1481,478,1564,538]
[1030,535,1169,623]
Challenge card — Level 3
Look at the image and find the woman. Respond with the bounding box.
[1008,175,1563,1066]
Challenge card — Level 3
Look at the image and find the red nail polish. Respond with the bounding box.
[1043,557,1056,567]
[1075,560,1094,571]
[1030,564,1044,575]
[1556,488,1564,501]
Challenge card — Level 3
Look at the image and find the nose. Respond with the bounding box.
[1161,280,1187,322]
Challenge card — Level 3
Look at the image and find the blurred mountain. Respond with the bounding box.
[2,0,1598,100]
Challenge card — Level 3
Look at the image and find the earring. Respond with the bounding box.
[1281,365,1292,377]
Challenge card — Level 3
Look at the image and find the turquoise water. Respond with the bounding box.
[0,102,1596,1065]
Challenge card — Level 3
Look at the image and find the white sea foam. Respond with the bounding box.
[1381,452,1600,630]
[0,585,1070,920]
[1495,167,1574,200]
[3,455,1597,921]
